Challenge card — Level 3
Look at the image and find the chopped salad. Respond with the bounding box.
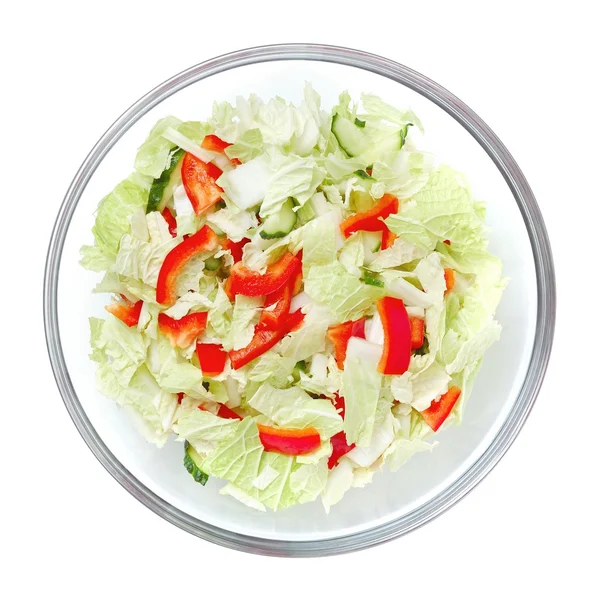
[81,85,505,512]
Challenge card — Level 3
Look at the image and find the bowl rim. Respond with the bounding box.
[44,43,556,557]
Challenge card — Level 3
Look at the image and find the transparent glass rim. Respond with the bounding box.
[44,43,556,557]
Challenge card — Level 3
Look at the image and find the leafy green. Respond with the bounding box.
[342,338,383,447]
[248,383,343,437]
[134,116,182,178]
[80,175,151,271]
[304,262,384,322]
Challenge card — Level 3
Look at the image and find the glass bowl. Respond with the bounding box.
[44,44,555,556]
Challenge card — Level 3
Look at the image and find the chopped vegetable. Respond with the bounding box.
[421,386,462,432]
[226,252,301,298]
[257,424,321,456]
[444,267,455,295]
[340,194,399,237]
[257,281,293,331]
[105,298,143,327]
[196,343,228,376]
[156,225,219,305]
[377,296,411,375]
[181,152,223,215]
[158,312,208,347]
[220,237,250,263]
[326,318,367,368]
[410,316,425,350]
[161,207,177,237]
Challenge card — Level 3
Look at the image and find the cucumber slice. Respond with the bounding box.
[146,147,185,213]
[331,113,369,157]
[183,441,209,485]
[260,198,297,239]
[333,114,413,160]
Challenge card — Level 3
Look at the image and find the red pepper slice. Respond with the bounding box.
[201,134,242,166]
[377,296,411,375]
[286,310,305,332]
[176,392,185,404]
[217,404,242,420]
[340,194,399,238]
[229,328,287,370]
[181,152,223,215]
[219,237,250,263]
[105,298,143,327]
[196,342,228,377]
[257,282,293,331]
[326,318,367,369]
[328,432,356,469]
[161,207,177,237]
[158,312,208,347]
[381,227,398,250]
[257,424,321,456]
[421,386,462,432]
[156,225,219,305]
[444,268,455,295]
[410,316,425,350]
[226,252,301,298]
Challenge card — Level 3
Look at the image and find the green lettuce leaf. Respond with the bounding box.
[80,174,151,271]
[225,128,264,162]
[342,337,383,447]
[277,304,332,361]
[134,116,182,178]
[247,351,296,388]
[385,166,486,251]
[301,214,338,272]
[248,383,343,437]
[260,152,326,218]
[146,336,207,398]
[304,262,384,322]
[201,418,328,510]
[174,408,239,453]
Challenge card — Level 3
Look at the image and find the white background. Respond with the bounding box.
[2,1,598,598]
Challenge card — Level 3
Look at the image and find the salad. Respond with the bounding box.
[81,85,505,512]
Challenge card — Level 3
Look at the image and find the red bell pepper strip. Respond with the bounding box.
[332,393,346,418]
[219,237,250,263]
[381,227,398,250]
[257,281,293,331]
[161,207,177,237]
[201,134,242,166]
[229,328,287,369]
[158,312,208,348]
[156,225,219,305]
[421,386,462,432]
[257,424,321,456]
[326,318,367,369]
[105,298,143,327]
[196,342,228,377]
[176,392,185,404]
[181,152,223,215]
[328,432,356,469]
[286,310,305,332]
[226,252,301,298]
[377,296,411,375]
[444,268,455,295]
[340,194,399,238]
[327,395,355,468]
[410,317,425,350]
[217,404,242,420]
